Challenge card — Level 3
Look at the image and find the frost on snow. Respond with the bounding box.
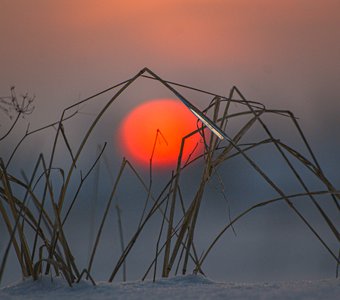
[0,274,339,300]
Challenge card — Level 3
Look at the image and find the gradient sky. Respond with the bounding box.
[1,0,339,175]
[1,0,339,283]
[1,1,339,113]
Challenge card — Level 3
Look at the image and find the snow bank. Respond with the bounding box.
[0,274,339,300]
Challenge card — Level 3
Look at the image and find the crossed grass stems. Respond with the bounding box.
[0,68,339,287]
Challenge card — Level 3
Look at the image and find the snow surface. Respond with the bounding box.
[0,274,339,300]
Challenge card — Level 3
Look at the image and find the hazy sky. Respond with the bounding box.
[1,0,339,283]
[1,0,339,175]
[1,0,339,116]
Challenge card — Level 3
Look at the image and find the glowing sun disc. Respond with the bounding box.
[119,99,204,167]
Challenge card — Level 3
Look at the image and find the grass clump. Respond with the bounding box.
[0,68,339,286]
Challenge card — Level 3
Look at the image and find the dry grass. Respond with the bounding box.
[0,68,339,286]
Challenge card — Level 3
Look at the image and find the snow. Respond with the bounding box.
[0,274,339,300]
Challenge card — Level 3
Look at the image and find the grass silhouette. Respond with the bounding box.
[0,68,339,286]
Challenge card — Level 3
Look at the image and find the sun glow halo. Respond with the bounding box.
[119,99,204,167]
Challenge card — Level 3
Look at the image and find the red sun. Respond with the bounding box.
[119,99,204,167]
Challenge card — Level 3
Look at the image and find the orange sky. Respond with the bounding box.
[1,0,340,137]
[2,1,339,68]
